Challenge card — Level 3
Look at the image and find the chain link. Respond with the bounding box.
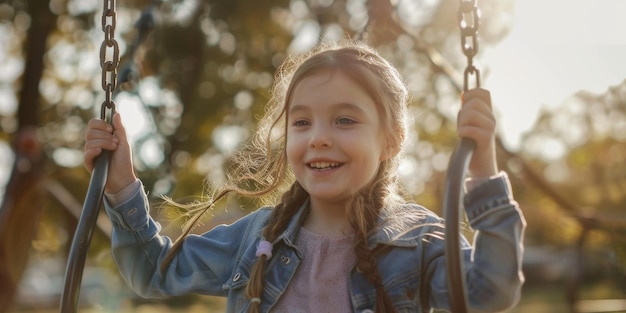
[458,0,481,91]
[100,0,120,120]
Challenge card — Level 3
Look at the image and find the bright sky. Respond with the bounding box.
[483,0,626,149]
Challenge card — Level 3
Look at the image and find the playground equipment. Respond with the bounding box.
[59,1,118,311]
[58,0,485,312]
[441,1,482,312]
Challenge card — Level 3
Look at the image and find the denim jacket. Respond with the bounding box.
[103,173,525,313]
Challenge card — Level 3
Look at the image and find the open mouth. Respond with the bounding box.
[307,162,343,170]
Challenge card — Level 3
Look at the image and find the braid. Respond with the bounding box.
[245,182,307,313]
[349,174,398,313]
[265,182,307,239]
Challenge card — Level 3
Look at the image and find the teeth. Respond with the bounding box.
[310,162,339,169]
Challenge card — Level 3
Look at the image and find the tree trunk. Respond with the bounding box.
[0,1,54,311]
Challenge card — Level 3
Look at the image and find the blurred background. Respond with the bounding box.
[0,0,625,312]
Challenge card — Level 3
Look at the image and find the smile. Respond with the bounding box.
[307,162,343,170]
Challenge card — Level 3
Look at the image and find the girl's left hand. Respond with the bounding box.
[457,88,498,179]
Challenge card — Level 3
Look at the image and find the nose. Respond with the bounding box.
[309,125,333,149]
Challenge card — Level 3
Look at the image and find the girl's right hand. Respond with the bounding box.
[84,113,137,194]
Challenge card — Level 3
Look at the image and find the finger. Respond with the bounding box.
[461,88,491,109]
[111,113,128,142]
[457,108,496,151]
[85,127,119,142]
[459,89,494,125]
[83,147,102,173]
[85,119,116,144]
[457,106,496,132]
[87,118,114,133]
[84,123,119,148]
[457,125,493,143]
[84,138,118,153]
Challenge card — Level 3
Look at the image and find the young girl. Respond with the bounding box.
[84,41,525,313]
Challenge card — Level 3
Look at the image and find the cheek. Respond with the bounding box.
[285,137,298,165]
[353,149,382,173]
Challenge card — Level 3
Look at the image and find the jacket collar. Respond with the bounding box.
[275,199,308,244]
[274,200,427,250]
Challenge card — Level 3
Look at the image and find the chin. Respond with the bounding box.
[309,191,351,203]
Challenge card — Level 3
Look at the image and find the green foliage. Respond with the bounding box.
[3,0,626,310]
[7,0,626,290]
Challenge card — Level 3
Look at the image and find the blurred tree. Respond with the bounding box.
[503,80,626,306]
[512,80,626,248]
[15,0,621,311]
[0,0,53,310]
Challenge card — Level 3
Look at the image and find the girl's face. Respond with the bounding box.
[286,70,391,211]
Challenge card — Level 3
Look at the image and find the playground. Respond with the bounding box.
[1,0,625,312]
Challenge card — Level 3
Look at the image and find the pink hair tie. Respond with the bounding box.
[255,240,273,259]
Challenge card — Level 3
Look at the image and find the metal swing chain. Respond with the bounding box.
[100,0,120,120]
[441,1,482,312]
[60,1,119,312]
[458,0,481,91]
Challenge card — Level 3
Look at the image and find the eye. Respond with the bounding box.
[337,117,356,125]
[292,119,310,127]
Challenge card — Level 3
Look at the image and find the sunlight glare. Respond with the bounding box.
[0,142,13,203]
[53,148,83,168]
[289,20,321,54]
[138,138,165,168]
[0,87,17,115]
[514,0,626,46]
[396,0,438,27]
[67,0,98,16]
[115,92,152,142]
[212,125,247,154]
[484,0,626,150]
[138,77,162,107]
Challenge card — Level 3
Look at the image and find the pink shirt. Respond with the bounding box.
[272,227,356,313]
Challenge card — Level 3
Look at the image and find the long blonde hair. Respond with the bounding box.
[165,40,409,313]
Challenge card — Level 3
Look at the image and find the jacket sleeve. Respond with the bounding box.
[426,172,526,312]
[102,182,267,298]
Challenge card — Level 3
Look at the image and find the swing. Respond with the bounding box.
[60,0,156,309]
[60,0,119,312]
[442,1,482,312]
[59,0,481,312]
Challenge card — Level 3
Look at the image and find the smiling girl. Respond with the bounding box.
[84,41,525,313]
